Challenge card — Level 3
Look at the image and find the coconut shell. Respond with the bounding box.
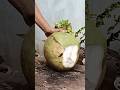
[21,26,35,88]
[44,32,80,71]
[86,19,107,49]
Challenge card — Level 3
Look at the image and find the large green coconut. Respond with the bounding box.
[20,26,35,88]
[44,32,80,71]
[86,18,107,89]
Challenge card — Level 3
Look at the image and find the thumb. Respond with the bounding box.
[55,29,66,32]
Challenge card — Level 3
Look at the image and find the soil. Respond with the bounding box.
[98,48,120,90]
[0,48,120,90]
[35,62,85,90]
[35,48,120,90]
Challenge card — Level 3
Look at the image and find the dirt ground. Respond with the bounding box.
[35,62,85,90]
[0,48,120,90]
[35,48,120,90]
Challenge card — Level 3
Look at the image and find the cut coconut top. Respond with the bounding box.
[63,45,79,68]
[52,32,79,48]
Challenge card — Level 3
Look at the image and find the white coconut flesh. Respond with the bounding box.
[86,45,104,88]
[63,45,79,68]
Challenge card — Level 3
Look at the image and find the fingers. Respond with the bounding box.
[45,28,66,37]
[53,29,60,32]
[53,28,65,32]
[59,29,66,32]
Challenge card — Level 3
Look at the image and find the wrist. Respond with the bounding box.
[43,26,53,33]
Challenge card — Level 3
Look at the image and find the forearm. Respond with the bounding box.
[8,0,35,26]
[8,0,34,16]
[35,5,51,33]
[8,0,59,34]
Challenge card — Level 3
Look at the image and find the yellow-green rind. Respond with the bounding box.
[52,32,79,48]
[21,26,35,87]
[44,32,79,71]
[86,19,107,49]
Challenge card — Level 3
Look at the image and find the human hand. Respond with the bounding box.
[45,28,65,37]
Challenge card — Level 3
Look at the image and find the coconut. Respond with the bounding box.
[86,18,107,89]
[20,26,35,88]
[44,32,80,71]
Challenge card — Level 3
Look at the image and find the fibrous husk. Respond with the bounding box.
[21,26,35,88]
[44,32,80,71]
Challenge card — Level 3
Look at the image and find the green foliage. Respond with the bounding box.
[75,27,85,44]
[75,27,85,37]
[96,2,120,27]
[55,20,73,33]
[86,1,120,47]
[96,1,120,46]
[54,19,85,45]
